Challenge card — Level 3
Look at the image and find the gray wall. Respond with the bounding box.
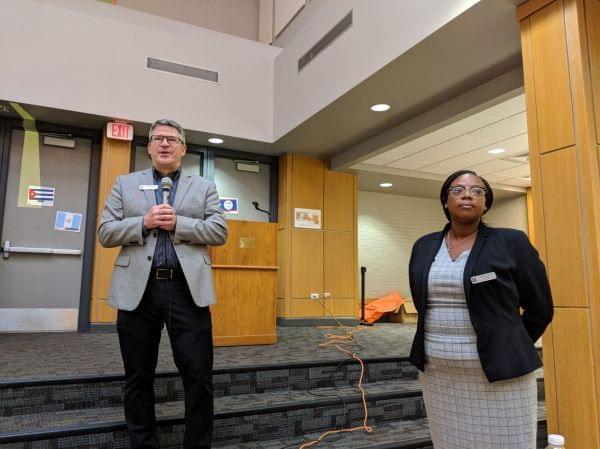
[214,157,271,222]
[133,149,271,222]
[134,146,203,175]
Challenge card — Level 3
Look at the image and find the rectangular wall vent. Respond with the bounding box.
[147,57,218,83]
[298,10,353,72]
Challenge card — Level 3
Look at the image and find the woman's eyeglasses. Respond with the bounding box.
[448,185,487,198]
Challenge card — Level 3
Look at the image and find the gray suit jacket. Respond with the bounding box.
[98,168,228,311]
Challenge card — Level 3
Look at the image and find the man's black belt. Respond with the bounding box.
[151,268,183,280]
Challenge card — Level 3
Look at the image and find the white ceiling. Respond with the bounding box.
[355,93,531,190]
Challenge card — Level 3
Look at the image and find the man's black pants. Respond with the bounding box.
[117,273,213,449]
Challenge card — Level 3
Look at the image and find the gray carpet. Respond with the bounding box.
[0,323,417,381]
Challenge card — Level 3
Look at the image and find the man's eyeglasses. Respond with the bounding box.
[448,185,487,198]
[150,135,183,145]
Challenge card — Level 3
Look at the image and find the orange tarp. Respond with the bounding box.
[361,292,405,323]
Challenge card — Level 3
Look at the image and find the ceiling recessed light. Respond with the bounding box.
[379,182,393,188]
[208,137,224,144]
[488,148,506,155]
[370,103,391,112]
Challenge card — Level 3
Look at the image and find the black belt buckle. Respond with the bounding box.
[155,268,173,280]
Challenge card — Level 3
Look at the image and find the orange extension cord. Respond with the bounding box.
[297,299,373,449]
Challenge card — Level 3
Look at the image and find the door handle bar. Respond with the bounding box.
[1,240,81,259]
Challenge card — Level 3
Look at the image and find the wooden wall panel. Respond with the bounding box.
[525,188,536,245]
[586,0,600,143]
[323,170,354,231]
[540,147,587,307]
[323,231,354,299]
[530,0,576,153]
[328,298,358,317]
[211,220,277,267]
[277,228,286,300]
[521,20,549,264]
[90,133,131,323]
[564,2,600,424]
[279,153,357,320]
[278,154,290,230]
[552,308,600,448]
[290,298,325,317]
[520,0,600,442]
[291,229,323,298]
[211,269,277,346]
[517,0,556,20]
[291,154,324,211]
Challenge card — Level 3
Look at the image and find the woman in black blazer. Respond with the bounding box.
[408,170,553,449]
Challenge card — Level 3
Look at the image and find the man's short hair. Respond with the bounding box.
[149,119,186,144]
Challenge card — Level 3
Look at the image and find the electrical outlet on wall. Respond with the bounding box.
[310,293,319,300]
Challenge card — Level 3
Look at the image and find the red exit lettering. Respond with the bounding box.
[106,122,133,141]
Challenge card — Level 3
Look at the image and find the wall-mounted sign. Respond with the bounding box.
[27,186,55,207]
[55,211,82,232]
[294,208,321,229]
[106,122,134,141]
[219,197,239,214]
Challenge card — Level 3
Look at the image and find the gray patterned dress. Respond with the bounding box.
[420,241,537,449]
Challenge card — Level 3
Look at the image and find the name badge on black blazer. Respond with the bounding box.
[471,272,497,284]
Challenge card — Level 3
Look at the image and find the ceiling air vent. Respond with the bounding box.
[147,57,218,83]
[298,10,353,72]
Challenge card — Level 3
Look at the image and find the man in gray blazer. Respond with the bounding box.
[98,119,227,449]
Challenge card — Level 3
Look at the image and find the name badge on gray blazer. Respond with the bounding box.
[471,272,497,284]
[139,184,158,191]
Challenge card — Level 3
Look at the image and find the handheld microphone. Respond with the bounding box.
[161,177,173,205]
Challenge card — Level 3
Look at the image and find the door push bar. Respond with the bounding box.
[1,241,81,259]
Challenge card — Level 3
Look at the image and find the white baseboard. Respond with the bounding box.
[0,308,78,332]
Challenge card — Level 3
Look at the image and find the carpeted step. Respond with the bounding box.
[0,378,424,447]
[215,403,548,449]
[0,378,548,449]
[0,357,418,417]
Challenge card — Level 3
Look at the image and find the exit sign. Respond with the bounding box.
[107,122,134,141]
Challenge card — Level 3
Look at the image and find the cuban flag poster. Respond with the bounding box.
[27,186,55,206]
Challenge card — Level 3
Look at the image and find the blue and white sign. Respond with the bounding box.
[219,197,239,215]
[55,211,83,232]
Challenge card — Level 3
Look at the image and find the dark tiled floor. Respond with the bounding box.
[0,324,417,382]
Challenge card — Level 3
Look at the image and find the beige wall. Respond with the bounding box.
[358,191,528,299]
[358,192,444,299]
[1,0,279,142]
[117,0,260,41]
[273,0,480,139]
[483,195,528,232]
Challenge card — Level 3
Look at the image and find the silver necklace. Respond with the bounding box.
[446,230,477,250]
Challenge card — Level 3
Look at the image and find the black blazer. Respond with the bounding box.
[408,222,553,382]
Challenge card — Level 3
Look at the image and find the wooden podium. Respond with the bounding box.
[210,220,278,346]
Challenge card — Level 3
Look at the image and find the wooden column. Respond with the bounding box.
[277,154,358,320]
[89,127,132,323]
[518,1,600,447]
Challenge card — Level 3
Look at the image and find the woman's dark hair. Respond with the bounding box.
[440,170,494,221]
